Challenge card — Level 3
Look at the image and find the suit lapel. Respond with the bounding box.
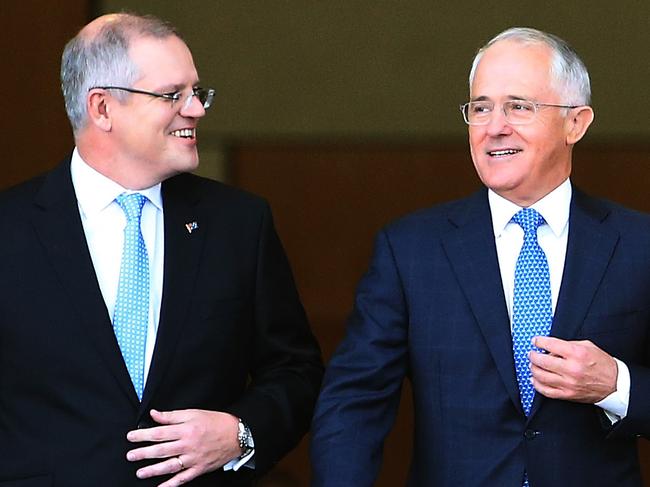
[140,175,206,411]
[441,190,523,412]
[550,189,619,340]
[31,159,139,406]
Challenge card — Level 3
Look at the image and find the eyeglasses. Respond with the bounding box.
[91,86,215,110]
[459,99,580,125]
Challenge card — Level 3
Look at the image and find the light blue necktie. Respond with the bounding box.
[511,208,552,487]
[113,193,149,400]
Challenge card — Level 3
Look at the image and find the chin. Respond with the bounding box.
[176,155,200,173]
[480,173,523,194]
[187,159,200,172]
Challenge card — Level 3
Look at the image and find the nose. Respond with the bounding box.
[179,92,206,118]
[485,106,513,137]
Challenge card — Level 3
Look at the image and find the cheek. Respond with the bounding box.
[468,129,484,155]
[519,120,560,147]
[524,130,561,161]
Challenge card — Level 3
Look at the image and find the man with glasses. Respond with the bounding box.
[311,27,650,486]
[0,12,322,487]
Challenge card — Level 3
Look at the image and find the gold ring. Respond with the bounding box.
[177,456,184,470]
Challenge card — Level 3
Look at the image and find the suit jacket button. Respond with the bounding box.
[524,429,539,440]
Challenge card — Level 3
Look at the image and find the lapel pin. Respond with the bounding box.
[185,221,198,234]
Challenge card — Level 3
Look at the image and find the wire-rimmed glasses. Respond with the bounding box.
[460,99,580,125]
[91,86,216,110]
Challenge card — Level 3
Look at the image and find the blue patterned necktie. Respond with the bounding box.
[113,193,149,400]
[512,207,553,416]
[512,208,552,487]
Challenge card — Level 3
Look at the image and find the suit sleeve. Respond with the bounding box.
[608,363,650,438]
[597,215,650,439]
[224,202,324,474]
[310,229,409,487]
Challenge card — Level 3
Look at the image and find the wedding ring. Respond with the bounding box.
[176,456,184,470]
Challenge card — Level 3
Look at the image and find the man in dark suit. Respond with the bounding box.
[0,12,322,487]
[310,27,650,486]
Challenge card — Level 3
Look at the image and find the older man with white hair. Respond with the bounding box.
[311,27,650,487]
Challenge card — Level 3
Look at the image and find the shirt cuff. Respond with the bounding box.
[595,357,630,423]
[223,448,255,471]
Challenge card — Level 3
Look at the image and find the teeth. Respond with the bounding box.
[171,129,195,138]
[489,149,519,156]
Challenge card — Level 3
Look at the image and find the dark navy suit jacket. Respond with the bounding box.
[0,157,323,487]
[311,187,650,486]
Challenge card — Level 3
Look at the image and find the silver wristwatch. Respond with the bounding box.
[237,418,254,457]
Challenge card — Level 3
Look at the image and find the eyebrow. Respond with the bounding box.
[470,95,532,102]
[155,81,201,93]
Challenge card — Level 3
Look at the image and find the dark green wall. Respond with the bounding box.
[102,1,650,142]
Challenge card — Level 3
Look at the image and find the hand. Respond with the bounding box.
[126,409,241,486]
[529,336,618,404]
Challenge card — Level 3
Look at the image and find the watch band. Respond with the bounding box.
[237,417,254,457]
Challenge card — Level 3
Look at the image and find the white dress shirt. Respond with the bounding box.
[71,148,164,383]
[488,178,629,420]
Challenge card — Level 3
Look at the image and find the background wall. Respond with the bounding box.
[6,1,650,486]
[3,2,89,188]
[99,0,650,142]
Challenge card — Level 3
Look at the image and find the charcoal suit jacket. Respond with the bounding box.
[0,156,323,487]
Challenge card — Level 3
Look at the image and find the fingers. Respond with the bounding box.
[529,359,568,397]
[528,347,569,398]
[127,425,181,445]
[126,408,241,483]
[528,337,617,403]
[528,347,562,370]
[126,438,181,462]
[156,467,199,487]
[127,409,197,444]
[126,413,198,484]
[133,455,198,485]
[149,408,193,425]
[532,335,578,356]
[126,409,187,468]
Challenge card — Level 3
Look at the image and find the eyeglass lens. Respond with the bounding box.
[182,88,214,110]
[463,100,538,125]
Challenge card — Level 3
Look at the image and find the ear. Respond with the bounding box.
[86,89,113,132]
[565,105,594,145]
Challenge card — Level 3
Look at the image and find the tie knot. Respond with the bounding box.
[511,208,545,236]
[116,193,147,222]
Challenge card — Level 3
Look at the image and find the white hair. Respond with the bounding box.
[468,27,591,105]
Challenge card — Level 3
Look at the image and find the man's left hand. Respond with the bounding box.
[529,336,618,404]
[126,409,241,486]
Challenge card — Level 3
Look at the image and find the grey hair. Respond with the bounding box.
[61,13,182,133]
[468,27,591,106]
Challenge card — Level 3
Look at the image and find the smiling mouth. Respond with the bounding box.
[170,128,196,139]
[487,149,522,157]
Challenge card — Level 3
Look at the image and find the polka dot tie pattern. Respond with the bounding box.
[113,193,149,401]
[512,208,552,417]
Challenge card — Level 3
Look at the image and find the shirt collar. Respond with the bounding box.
[488,178,572,238]
[70,148,163,219]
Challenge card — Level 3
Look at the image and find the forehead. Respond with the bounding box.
[471,40,555,101]
[128,35,199,87]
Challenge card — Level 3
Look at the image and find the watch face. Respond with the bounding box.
[243,425,253,447]
[238,419,254,449]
